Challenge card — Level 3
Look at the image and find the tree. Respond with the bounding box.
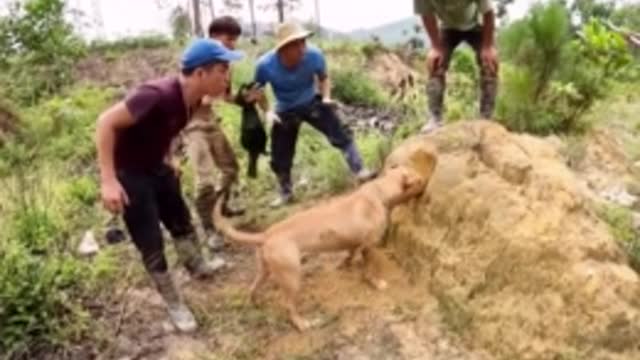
[314,0,321,36]
[170,5,191,41]
[192,0,203,36]
[258,0,300,23]
[495,0,515,20]
[570,0,616,26]
[612,3,640,31]
[0,0,85,102]
[223,0,243,13]
[208,0,215,19]
[248,0,258,40]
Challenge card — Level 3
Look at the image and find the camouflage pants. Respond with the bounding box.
[184,118,238,233]
[427,28,498,121]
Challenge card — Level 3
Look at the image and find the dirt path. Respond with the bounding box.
[100,242,490,360]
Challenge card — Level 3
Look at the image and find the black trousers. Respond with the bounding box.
[270,96,356,192]
[117,164,195,273]
[438,27,484,72]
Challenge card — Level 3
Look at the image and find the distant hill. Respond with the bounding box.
[348,17,429,46]
[242,20,347,41]
[244,17,426,46]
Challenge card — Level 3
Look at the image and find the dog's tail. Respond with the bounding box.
[213,197,265,245]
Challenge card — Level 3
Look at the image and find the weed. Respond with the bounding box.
[436,293,473,335]
[597,204,640,272]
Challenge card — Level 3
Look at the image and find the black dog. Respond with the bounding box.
[235,82,267,178]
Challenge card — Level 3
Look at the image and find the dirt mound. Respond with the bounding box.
[73,48,176,88]
[384,120,640,359]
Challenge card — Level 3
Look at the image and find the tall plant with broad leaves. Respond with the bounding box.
[0,0,85,104]
[496,0,633,135]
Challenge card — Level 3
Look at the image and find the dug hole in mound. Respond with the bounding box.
[383,120,640,360]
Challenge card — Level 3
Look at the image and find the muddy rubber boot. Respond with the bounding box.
[205,230,225,252]
[247,152,259,178]
[219,190,246,218]
[150,272,197,332]
[174,234,226,279]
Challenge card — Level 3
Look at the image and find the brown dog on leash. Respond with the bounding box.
[213,165,431,331]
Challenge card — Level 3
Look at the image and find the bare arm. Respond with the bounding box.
[317,75,331,101]
[95,102,135,183]
[479,9,499,75]
[482,10,496,48]
[421,14,442,50]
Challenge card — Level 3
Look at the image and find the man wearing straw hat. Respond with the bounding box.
[254,21,375,207]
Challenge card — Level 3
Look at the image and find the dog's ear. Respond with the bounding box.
[401,168,426,192]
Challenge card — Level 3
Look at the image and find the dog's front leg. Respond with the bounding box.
[338,246,363,269]
[274,264,310,331]
[362,247,389,290]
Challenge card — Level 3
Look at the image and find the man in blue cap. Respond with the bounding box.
[95,38,243,332]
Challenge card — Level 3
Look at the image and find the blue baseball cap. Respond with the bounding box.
[181,38,244,71]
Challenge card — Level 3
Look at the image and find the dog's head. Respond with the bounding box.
[377,165,427,206]
[398,166,426,196]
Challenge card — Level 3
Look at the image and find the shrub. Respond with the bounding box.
[331,69,388,108]
[497,1,633,135]
[0,0,86,104]
[19,86,116,170]
[88,34,173,53]
[0,167,115,358]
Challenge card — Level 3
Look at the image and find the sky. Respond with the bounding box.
[63,0,539,40]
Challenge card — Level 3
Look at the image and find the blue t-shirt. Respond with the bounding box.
[254,45,327,112]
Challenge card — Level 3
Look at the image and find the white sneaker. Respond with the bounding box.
[167,302,198,332]
[355,168,376,182]
[270,193,293,208]
[190,256,226,278]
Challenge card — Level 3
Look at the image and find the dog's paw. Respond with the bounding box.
[375,279,388,290]
[293,318,312,332]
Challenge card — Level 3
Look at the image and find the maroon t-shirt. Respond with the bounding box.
[115,76,189,172]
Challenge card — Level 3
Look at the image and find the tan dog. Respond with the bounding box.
[213,165,430,331]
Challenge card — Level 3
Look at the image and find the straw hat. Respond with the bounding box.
[274,21,314,51]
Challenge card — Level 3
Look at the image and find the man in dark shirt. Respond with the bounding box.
[95,38,243,332]
[182,16,263,253]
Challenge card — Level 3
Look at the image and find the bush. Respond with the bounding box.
[0,167,115,358]
[0,0,86,104]
[496,1,633,135]
[88,34,173,53]
[18,86,116,170]
[331,69,388,108]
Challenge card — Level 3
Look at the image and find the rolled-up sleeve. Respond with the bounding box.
[414,0,435,15]
[478,0,494,14]
[124,85,160,123]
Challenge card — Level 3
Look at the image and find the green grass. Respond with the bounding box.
[0,165,118,358]
[597,204,640,272]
